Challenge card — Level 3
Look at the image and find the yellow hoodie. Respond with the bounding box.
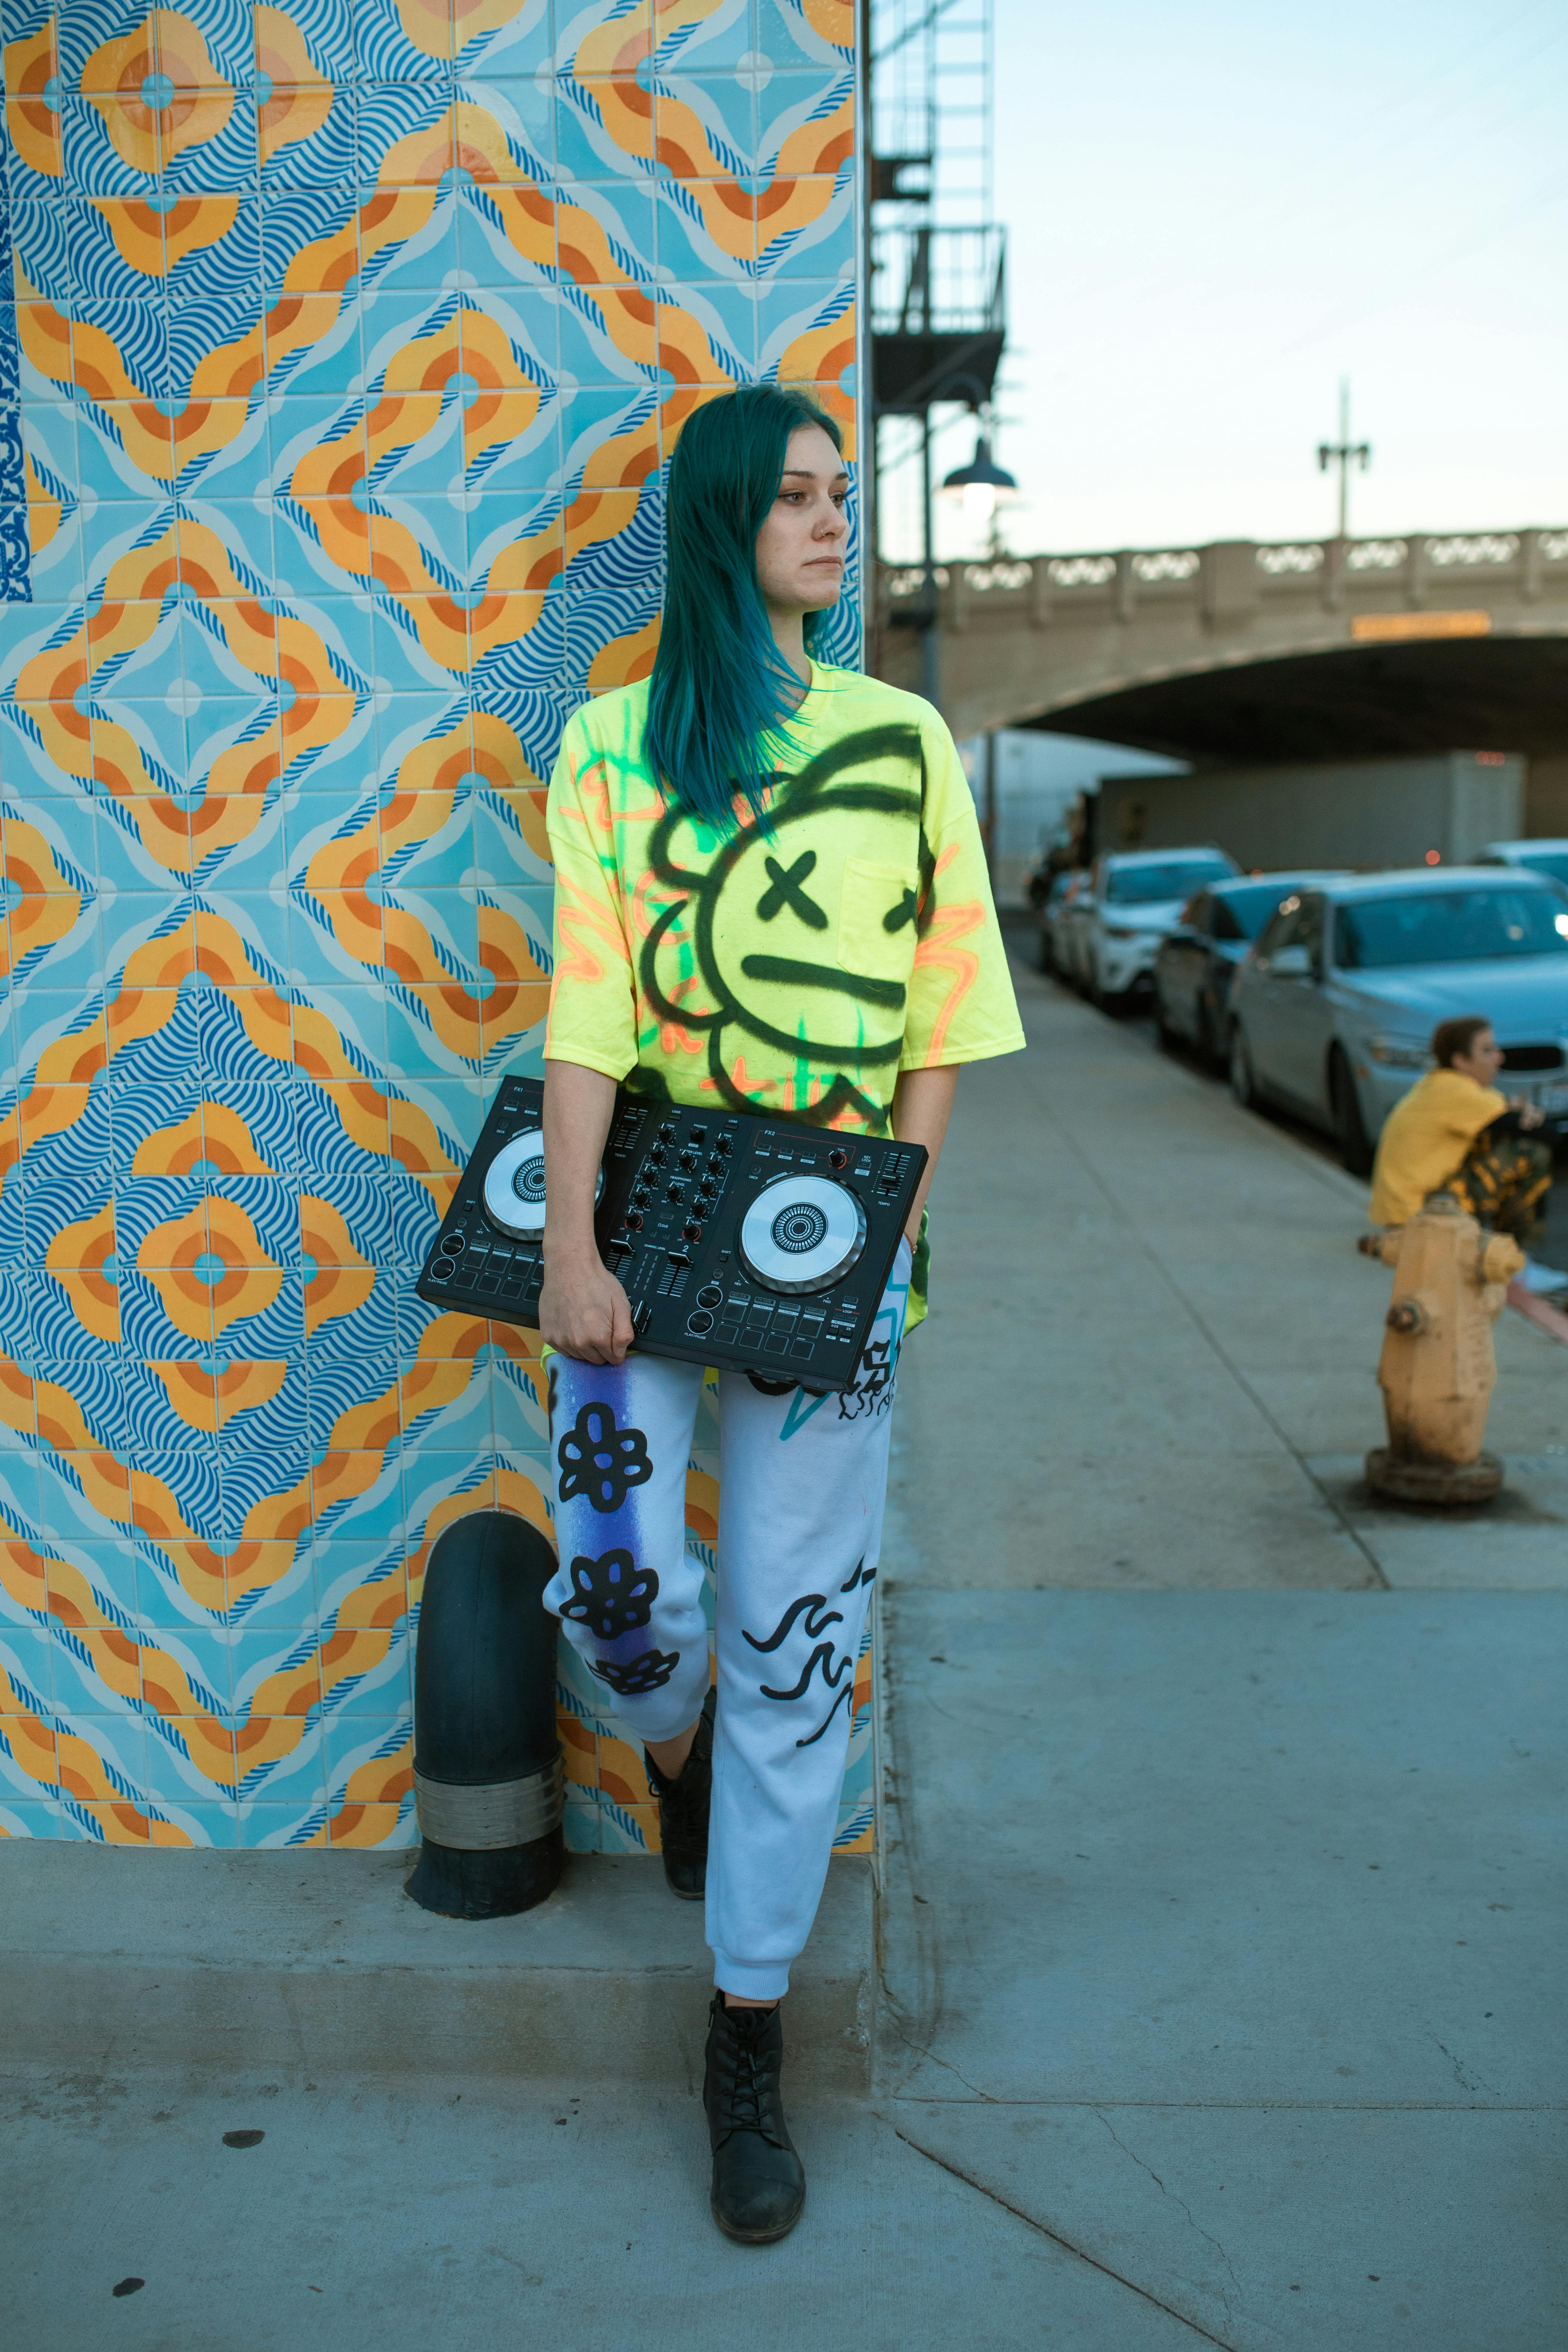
[1368,1066,1507,1225]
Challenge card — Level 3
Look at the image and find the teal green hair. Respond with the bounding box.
[644,384,845,828]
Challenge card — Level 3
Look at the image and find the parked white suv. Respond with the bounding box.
[1063,847,1240,1007]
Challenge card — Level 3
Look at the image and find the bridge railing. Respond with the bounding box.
[878,530,1568,630]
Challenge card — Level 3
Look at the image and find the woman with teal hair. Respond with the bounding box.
[539,383,1024,2242]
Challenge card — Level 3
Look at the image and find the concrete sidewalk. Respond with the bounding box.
[887,955,1568,1594]
[4,961,1564,2349]
[876,964,1568,2348]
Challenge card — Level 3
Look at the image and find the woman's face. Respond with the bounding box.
[753,423,850,616]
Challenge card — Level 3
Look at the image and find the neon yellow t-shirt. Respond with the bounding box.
[543,661,1026,1328]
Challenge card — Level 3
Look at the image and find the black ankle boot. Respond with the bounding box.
[644,1686,714,1899]
[703,1993,805,2243]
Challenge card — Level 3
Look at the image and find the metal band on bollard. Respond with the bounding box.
[414,1753,564,1851]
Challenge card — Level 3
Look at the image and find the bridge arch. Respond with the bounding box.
[873,530,1568,765]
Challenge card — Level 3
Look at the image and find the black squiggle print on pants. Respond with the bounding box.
[759,1640,853,1705]
[747,1591,858,1747]
[794,1686,854,1748]
[742,1593,844,1653]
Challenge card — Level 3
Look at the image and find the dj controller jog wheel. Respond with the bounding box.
[738,1173,867,1296]
[482,1131,549,1239]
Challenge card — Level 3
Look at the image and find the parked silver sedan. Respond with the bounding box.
[1228,868,1568,1173]
[1153,870,1347,1065]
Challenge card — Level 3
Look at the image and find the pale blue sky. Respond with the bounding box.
[906,0,1568,561]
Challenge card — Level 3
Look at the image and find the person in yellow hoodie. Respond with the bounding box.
[1369,1016,1553,1251]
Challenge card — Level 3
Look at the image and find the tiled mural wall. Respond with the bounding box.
[0,0,864,1852]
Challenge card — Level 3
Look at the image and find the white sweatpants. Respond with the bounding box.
[544,1240,912,2000]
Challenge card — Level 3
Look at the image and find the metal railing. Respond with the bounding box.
[870,223,1005,339]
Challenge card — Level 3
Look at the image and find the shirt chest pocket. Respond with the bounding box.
[837,860,920,994]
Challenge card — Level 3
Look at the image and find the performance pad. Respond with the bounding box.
[417,1078,928,1391]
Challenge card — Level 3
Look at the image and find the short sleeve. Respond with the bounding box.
[543,710,639,1082]
[1433,1073,1508,1142]
[1456,1083,1509,1138]
[901,713,1027,1071]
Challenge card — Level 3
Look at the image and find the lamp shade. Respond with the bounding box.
[941,435,1018,495]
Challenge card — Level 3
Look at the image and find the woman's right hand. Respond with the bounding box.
[539,1249,635,1365]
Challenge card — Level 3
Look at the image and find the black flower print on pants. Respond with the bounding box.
[557,1402,654,1513]
[591,1648,681,1698]
[559,1550,658,1642]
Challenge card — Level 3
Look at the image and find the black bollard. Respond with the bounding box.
[406,1509,565,1919]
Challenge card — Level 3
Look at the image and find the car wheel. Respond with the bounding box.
[1329,1048,1374,1177]
[1154,987,1179,1051]
[1230,1024,1258,1108]
[1037,925,1053,975]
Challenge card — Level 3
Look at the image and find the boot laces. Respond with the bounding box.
[723,2015,774,2135]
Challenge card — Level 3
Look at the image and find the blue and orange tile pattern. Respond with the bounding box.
[0,0,868,1853]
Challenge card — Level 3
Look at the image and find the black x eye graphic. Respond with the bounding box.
[883,887,919,934]
[756,850,828,929]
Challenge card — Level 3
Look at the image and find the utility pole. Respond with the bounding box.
[1317,378,1370,540]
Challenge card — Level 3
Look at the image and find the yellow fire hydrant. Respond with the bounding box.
[1361,1192,1524,1505]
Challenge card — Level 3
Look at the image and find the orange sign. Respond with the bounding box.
[1351,611,1491,642]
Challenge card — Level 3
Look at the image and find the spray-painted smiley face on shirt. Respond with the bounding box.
[638,724,935,1123]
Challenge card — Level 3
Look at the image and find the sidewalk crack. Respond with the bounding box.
[875,1997,998,2102]
[1091,2105,1243,2315]
[884,2119,1242,2351]
[1428,2032,1502,2100]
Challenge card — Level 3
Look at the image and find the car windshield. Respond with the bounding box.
[1334,887,1568,968]
[1210,883,1303,942]
[1106,858,1233,905]
[1514,851,1568,887]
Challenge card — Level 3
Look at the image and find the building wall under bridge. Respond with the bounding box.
[1096,752,1525,877]
[0,0,870,1854]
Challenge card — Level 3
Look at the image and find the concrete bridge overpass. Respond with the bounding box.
[872,528,1568,774]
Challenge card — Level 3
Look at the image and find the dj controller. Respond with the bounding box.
[416,1077,927,1390]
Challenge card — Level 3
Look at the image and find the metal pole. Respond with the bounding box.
[982,728,997,881]
[920,404,941,710]
[1337,378,1350,541]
